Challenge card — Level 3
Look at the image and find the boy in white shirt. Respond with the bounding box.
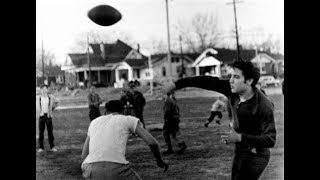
[36,84,58,153]
[81,100,168,179]
[204,96,228,127]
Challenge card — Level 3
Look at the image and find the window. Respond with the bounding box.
[177,66,181,74]
[259,63,267,74]
[162,67,166,77]
[171,57,180,63]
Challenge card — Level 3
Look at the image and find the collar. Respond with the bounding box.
[237,88,260,105]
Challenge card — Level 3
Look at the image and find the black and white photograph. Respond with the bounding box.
[36,0,284,179]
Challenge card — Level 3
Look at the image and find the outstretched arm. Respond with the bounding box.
[166,76,232,97]
[135,122,169,172]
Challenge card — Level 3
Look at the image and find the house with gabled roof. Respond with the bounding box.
[251,53,280,77]
[191,48,221,77]
[62,39,199,87]
[61,40,149,87]
[190,48,284,79]
[150,52,195,83]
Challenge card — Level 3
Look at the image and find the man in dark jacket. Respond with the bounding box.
[120,90,134,116]
[128,81,146,128]
[165,60,276,180]
[88,86,102,121]
[162,92,187,155]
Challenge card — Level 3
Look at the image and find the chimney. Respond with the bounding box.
[137,44,140,53]
[100,42,106,59]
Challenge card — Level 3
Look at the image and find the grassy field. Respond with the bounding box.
[36,93,284,180]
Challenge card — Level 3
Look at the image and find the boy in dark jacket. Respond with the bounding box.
[162,92,187,155]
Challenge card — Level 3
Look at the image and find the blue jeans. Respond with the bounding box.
[82,161,142,180]
[232,150,270,180]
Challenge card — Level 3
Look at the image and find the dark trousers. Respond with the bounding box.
[163,118,180,150]
[38,114,55,149]
[232,151,270,180]
[134,109,145,128]
[89,107,101,121]
[124,108,134,116]
[207,111,223,123]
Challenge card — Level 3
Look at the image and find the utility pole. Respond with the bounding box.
[179,35,186,91]
[41,35,45,85]
[179,35,184,78]
[165,0,173,81]
[226,0,243,61]
[148,54,153,95]
[87,35,91,88]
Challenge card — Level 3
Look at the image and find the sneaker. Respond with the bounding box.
[177,143,187,154]
[49,148,57,152]
[215,120,220,125]
[37,148,44,153]
[204,122,209,128]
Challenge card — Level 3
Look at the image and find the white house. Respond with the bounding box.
[61,40,150,88]
[191,48,222,78]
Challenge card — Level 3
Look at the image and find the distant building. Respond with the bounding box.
[191,48,221,78]
[61,40,197,87]
[36,66,65,87]
[150,52,195,83]
[190,48,284,79]
[61,40,148,88]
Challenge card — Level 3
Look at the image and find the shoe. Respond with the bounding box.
[37,148,44,153]
[49,148,57,152]
[177,142,187,154]
[216,120,220,125]
[204,122,209,128]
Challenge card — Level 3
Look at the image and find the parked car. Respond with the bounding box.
[258,76,281,87]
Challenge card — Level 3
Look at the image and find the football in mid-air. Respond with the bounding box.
[87,5,122,26]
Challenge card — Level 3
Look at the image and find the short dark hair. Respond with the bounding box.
[128,81,136,89]
[232,59,260,87]
[105,100,124,113]
[40,84,48,89]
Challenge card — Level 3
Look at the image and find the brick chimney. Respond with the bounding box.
[137,44,140,53]
[100,42,106,59]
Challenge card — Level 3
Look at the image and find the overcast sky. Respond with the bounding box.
[36,0,284,65]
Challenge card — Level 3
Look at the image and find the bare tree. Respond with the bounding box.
[222,26,283,54]
[36,48,56,70]
[149,39,168,54]
[175,12,222,53]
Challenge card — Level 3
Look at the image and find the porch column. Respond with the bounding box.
[195,66,200,76]
[115,69,119,83]
[216,65,221,78]
[84,70,88,80]
[128,67,133,81]
[97,70,101,83]
[76,71,79,83]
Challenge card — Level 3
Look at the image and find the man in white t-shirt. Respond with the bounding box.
[81,100,168,179]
